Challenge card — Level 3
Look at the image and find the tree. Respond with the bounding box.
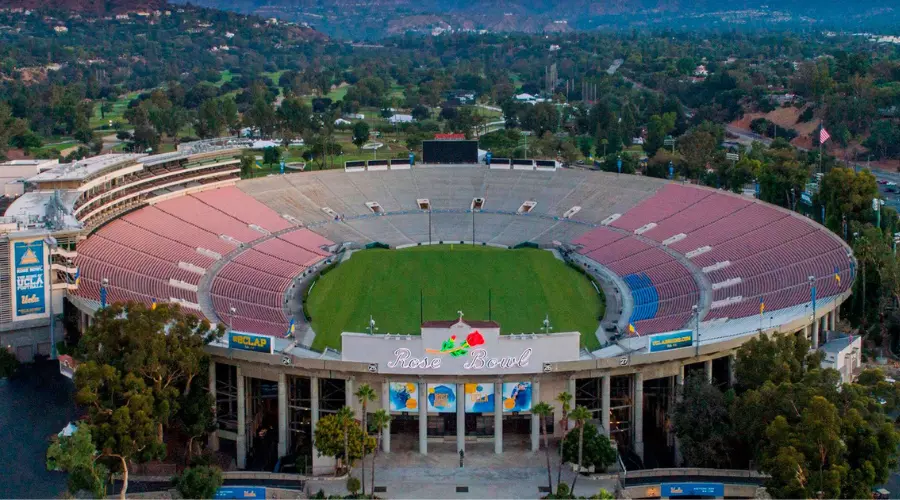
[178,377,216,461]
[678,128,719,179]
[313,411,375,476]
[555,391,572,488]
[240,152,256,178]
[174,465,223,499]
[646,112,676,155]
[46,426,109,499]
[734,333,818,390]
[0,348,19,378]
[73,362,165,499]
[77,302,223,445]
[352,121,371,151]
[337,406,354,475]
[672,375,732,467]
[346,476,361,496]
[354,383,377,495]
[567,406,591,494]
[533,402,555,494]
[816,167,878,235]
[263,146,282,167]
[195,98,226,139]
[369,409,391,498]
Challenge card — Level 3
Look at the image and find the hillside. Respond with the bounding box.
[4,0,166,14]
[171,0,899,39]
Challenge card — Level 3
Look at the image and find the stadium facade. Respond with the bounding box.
[1,142,853,473]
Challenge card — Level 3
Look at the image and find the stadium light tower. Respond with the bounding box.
[44,235,58,360]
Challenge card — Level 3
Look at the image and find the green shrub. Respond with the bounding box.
[173,465,224,499]
[346,477,361,495]
[0,348,19,378]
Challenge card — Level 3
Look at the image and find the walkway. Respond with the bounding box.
[306,441,619,499]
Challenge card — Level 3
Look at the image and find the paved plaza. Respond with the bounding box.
[306,440,619,499]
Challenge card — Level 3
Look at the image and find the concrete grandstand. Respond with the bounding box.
[56,162,854,473]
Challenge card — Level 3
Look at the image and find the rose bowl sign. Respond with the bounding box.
[341,320,580,375]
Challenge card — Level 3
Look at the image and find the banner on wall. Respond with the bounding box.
[426,383,457,412]
[12,239,47,319]
[502,382,533,412]
[648,330,693,353]
[228,332,274,354]
[464,383,495,413]
[389,382,419,412]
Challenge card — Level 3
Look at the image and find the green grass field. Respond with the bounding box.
[306,246,604,351]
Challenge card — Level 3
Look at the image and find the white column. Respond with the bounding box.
[311,376,320,459]
[208,360,219,451]
[811,317,820,350]
[494,382,503,454]
[236,366,247,469]
[728,354,737,387]
[531,380,540,452]
[674,366,684,466]
[567,376,576,399]
[704,359,713,384]
[418,381,428,455]
[278,373,288,458]
[382,381,391,453]
[633,373,643,461]
[601,375,611,437]
[345,377,354,409]
[456,383,465,453]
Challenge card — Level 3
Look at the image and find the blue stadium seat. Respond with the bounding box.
[624,273,659,324]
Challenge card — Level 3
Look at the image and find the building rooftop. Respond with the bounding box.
[28,154,144,183]
[3,190,82,230]
[819,334,858,354]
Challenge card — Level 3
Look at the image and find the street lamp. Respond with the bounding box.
[809,275,817,341]
[44,235,57,360]
[692,304,700,356]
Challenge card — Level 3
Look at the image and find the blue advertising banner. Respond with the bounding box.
[648,330,693,353]
[13,240,46,318]
[215,486,266,499]
[426,383,457,412]
[501,382,532,412]
[661,482,724,498]
[464,383,494,413]
[228,332,274,354]
[389,382,419,412]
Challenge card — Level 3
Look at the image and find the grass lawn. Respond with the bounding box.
[306,246,604,351]
[325,85,348,101]
[89,90,142,129]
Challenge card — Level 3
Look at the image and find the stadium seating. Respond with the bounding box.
[75,188,333,336]
[75,167,852,342]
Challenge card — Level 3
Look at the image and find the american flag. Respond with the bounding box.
[819,126,831,145]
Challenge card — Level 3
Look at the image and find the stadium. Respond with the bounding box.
[0,140,853,480]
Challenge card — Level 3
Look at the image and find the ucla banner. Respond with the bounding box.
[215,486,266,499]
[464,383,494,413]
[389,382,419,412]
[13,239,46,319]
[648,330,693,353]
[661,483,724,498]
[426,383,457,412]
[228,332,273,354]
[502,382,533,412]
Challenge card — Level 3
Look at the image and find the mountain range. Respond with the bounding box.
[5,0,166,14]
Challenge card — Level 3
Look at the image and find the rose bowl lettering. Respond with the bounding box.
[387,347,532,371]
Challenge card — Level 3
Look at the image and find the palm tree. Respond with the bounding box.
[335,406,355,476]
[533,402,555,494]
[369,409,391,499]
[355,383,377,495]
[569,406,591,496]
[555,391,573,488]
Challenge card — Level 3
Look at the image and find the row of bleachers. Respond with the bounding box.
[610,184,711,231]
[75,184,334,337]
[154,196,266,244]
